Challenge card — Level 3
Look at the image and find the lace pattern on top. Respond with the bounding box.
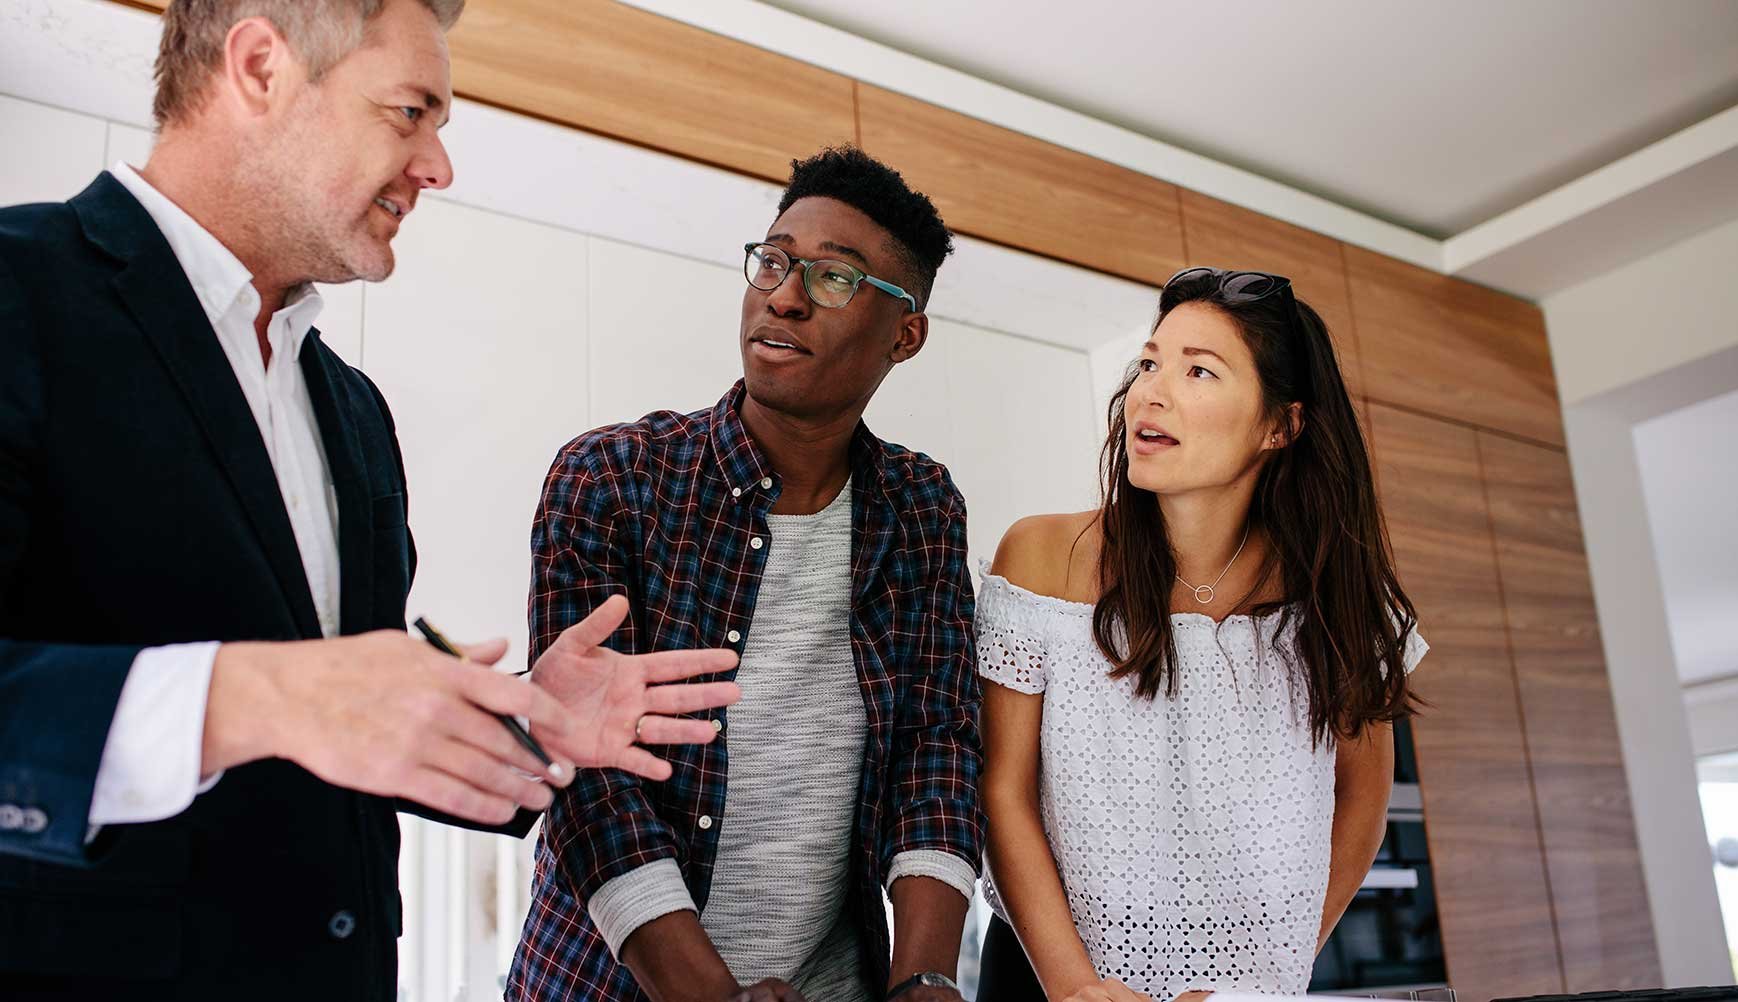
[973,563,1427,998]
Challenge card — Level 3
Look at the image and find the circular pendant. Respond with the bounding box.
[1192,584,1215,604]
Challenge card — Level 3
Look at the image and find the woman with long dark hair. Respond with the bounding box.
[975,268,1427,1002]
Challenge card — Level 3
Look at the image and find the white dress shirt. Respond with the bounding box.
[87,163,343,827]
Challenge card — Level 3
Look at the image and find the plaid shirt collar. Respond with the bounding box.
[706,380,904,506]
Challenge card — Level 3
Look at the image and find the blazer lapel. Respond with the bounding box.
[300,334,375,637]
[72,173,323,640]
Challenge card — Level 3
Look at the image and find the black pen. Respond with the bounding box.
[412,617,562,778]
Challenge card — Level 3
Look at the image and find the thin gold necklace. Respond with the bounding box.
[1176,521,1251,605]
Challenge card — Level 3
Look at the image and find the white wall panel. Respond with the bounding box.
[937,235,1158,354]
[361,198,590,671]
[104,118,150,167]
[313,282,366,367]
[0,94,105,204]
[0,0,157,128]
[941,320,1101,566]
[585,236,745,427]
[438,99,778,274]
[861,325,956,471]
[1090,331,1146,424]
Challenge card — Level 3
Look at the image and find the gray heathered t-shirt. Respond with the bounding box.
[698,482,872,1001]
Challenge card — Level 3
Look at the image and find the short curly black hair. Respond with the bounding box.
[776,146,954,310]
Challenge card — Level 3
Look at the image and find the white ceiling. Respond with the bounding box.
[759,0,1738,239]
[1634,386,1738,687]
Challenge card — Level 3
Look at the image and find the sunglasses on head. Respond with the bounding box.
[1163,266,1294,303]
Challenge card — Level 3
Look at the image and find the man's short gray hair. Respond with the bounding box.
[152,0,465,128]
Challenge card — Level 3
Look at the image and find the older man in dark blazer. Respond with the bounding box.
[0,1,738,998]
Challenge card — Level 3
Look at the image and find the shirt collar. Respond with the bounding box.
[708,380,898,500]
[110,162,324,361]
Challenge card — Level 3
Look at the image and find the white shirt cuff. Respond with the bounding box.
[886,848,979,902]
[87,641,223,828]
[587,857,698,959]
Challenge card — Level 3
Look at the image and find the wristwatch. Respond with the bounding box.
[887,971,958,999]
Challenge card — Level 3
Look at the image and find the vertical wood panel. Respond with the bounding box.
[1177,189,1365,397]
[857,84,1187,286]
[1370,403,1565,1002]
[1348,246,1564,447]
[1478,433,1662,991]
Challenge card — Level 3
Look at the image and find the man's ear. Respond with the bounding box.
[890,311,928,364]
[220,16,299,119]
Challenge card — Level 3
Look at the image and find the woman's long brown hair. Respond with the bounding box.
[1092,272,1420,743]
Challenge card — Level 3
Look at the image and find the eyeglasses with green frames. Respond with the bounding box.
[743,241,919,313]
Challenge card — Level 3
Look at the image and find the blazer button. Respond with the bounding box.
[328,910,357,940]
[20,808,47,834]
[0,804,21,831]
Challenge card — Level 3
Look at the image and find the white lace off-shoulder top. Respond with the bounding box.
[975,564,1427,998]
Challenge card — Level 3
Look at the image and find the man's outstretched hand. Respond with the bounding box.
[530,594,741,781]
[203,596,740,826]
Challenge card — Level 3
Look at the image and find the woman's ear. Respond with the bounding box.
[1264,402,1306,449]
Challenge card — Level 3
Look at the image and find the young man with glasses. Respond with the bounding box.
[508,147,983,1002]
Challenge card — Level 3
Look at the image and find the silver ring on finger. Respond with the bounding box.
[634,714,647,742]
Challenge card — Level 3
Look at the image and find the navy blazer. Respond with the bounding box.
[0,172,421,999]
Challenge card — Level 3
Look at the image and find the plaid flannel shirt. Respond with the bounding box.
[506,382,985,1002]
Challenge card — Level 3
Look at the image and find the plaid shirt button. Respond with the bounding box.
[750,537,764,550]
[760,477,773,488]
[698,815,713,830]
[731,487,742,498]
[727,629,741,643]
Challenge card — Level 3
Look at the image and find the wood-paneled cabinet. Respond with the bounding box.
[856,84,1187,285]
[1369,403,1566,1002]
[1348,246,1564,447]
[445,0,856,183]
[1478,434,1661,992]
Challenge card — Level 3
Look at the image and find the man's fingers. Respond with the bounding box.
[632,714,721,746]
[557,594,630,652]
[637,648,741,684]
[455,636,510,666]
[517,677,584,737]
[402,767,519,826]
[426,736,554,812]
[731,980,803,1002]
[444,703,572,787]
[453,662,578,737]
[644,681,742,716]
[612,746,675,781]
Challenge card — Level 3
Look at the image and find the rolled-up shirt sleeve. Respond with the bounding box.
[586,857,699,958]
[887,847,978,902]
